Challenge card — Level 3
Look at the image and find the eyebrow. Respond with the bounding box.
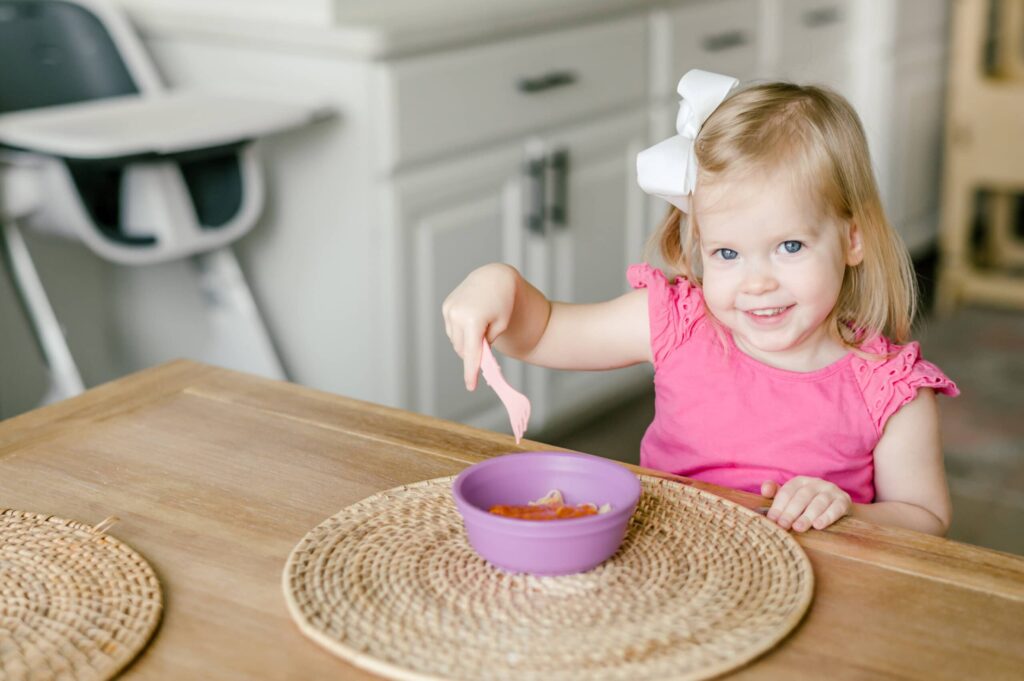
[700,239,733,250]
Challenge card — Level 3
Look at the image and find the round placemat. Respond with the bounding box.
[1,510,163,681]
[283,475,814,681]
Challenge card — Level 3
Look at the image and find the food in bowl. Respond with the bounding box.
[488,489,612,520]
[452,451,641,576]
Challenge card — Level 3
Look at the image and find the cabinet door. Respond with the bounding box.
[391,144,526,426]
[524,110,653,433]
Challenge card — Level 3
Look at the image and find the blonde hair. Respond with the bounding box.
[649,82,917,346]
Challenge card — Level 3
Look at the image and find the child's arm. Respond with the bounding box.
[850,388,952,534]
[442,263,652,390]
[763,389,952,535]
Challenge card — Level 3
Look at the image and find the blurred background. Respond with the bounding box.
[0,0,1021,553]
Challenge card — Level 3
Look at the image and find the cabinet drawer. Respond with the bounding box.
[668,0,761,91]
[779,0,854,69]
[383,17,647,169]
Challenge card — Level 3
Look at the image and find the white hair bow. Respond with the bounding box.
[636,69,740,213]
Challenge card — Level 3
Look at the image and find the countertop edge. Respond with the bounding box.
[119,0,669,60]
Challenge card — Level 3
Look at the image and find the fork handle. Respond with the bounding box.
[479,339,502,381]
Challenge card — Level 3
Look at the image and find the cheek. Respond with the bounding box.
[700,270,732,311]
[789,261,843,306]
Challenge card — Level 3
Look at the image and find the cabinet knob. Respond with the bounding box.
[517,71,578,94]
[702,30,750,52]
[802,6,842,28]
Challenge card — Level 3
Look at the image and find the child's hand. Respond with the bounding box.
[442,264,518,391]
[761,477,851,532]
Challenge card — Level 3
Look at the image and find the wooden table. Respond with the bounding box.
[1,360,1022,679]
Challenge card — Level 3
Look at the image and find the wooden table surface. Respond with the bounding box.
[1,360,1022,680]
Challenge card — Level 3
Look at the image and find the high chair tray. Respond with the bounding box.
[0,92,331,160]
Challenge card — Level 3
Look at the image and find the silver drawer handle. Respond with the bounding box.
[526,157,547,235]
[802,6,842,28]
[702,30,750,52]
[549,149,569,227]
[517,71,578,94]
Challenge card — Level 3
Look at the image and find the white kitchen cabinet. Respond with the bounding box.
[521,111,652,431]
[375,17,654,434]
[389,142,524,428]
[391,108,652,433]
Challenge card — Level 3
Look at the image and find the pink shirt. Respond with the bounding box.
[628,263,959,503]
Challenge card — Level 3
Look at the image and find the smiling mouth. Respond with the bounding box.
[746,305,793,317]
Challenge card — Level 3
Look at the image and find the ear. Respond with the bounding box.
[845,220,864,266]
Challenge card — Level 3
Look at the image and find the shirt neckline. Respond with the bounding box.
[722,325,854,382]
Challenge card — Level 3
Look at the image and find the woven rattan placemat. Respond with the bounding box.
[283,474,814,681]
[0,510,163,681]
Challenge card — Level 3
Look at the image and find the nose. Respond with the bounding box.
[740,262,779,295]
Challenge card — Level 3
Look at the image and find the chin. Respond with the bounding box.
[735,324,811,354]
[741,335,800,354]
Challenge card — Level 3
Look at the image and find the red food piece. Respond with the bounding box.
[488,500,598,521]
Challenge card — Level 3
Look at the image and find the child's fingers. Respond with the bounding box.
[812,499,850,530]
[760,480,778,498]
[765,478,802,521]
[485,320,506,344]
[462,330,484,391]
[773,486,817,529]
[765,491,788,522]
[792,494,832,532]
[463,354,477,391]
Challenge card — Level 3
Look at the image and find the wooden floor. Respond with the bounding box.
[547,304,1024,556]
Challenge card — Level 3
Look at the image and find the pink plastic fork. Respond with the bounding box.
[479,339,531,443]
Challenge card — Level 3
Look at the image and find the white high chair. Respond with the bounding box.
[0,0,328,404]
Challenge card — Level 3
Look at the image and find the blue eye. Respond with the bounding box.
[781,240,803,254]
[716,248,738,261]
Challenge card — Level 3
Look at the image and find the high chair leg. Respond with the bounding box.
[0,219,85,405]
[192,247,288,381]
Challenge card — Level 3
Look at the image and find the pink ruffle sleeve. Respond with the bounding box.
[627,263,705,368]
[852,336,959,435]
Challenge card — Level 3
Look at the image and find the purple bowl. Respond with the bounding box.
[452,451,641,576]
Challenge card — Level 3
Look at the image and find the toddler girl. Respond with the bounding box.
[442,70,958,535]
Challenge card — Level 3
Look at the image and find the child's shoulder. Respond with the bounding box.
[626,263,700,296]
[850,335,959,434]
[626,263,706,366]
